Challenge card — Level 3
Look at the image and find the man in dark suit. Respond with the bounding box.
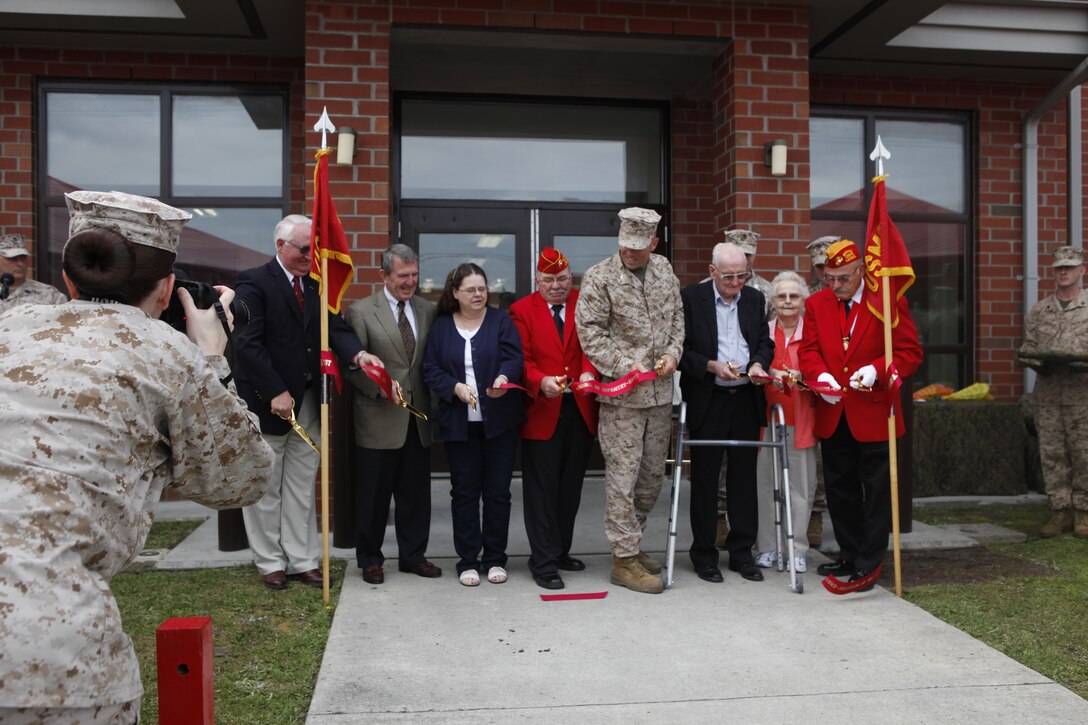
[344,244,442,585]
[799,240,922,587]
[235,214,366,591]
[509,247,599,590]
[680,241,773,583]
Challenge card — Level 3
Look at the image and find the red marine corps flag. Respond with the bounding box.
[862,140,916,329]
[309,107,355,603]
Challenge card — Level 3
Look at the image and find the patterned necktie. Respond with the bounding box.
[398,300,416,361]
[292,276,304,310]
[551,304,564,341]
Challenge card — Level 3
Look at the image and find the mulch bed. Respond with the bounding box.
[878,547,1056,587]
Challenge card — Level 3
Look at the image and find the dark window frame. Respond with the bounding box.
[811,106,975,389]
[35,79,291,284]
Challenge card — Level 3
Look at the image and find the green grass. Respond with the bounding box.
[113,546,345,724]
[142,519,203,550]
[906,502,1088,700]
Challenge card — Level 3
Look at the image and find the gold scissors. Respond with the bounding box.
[277,407,320,453]
[555,375,570,392]
[392,380,429,421]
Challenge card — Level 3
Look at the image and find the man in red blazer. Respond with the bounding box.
[510,248,599,590]
[798,239,922,589]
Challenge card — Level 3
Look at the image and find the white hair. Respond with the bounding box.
[711,242,746,268]
[274,214,311,246]
[771,270,810,299]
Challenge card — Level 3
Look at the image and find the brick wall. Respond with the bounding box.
[811,74,1068,400]
[0,46,305,243]
[306,0,812,299]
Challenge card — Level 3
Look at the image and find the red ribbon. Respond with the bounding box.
[486,381,536,399]
[540,591,608,602]
[821,564,882,595]
[572,369,658,397]
[358,364,398,402]
[320,351,342,394]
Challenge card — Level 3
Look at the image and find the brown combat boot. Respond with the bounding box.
[636,551,662,575]
[714,514,730,549]
[807,511,824,548]
[1041,509,1073,538]
[611,555,663,594]
[1074,510,1088,539]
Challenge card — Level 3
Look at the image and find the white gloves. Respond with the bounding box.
[817,373,842,405]
[850,364,877,390]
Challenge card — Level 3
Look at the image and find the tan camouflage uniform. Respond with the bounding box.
[0,301,274,712]
[1022,289,1088,512]
[575,252,684,557]
[0,278,67,309]
[746,272,775,317]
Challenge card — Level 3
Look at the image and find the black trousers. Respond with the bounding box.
[521,394,594,576]
[820,415,892,572]
[354,417,432,569]
[689,385,760,570]
[445,423,518,575]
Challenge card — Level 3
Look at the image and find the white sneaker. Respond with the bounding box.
[755,551,776,568]
[793,556,808,573]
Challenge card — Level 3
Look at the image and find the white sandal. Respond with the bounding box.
[459,569,480,587]
[487,566,507,584]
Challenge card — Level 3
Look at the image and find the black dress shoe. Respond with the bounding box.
[695,566,724,583]
[361,564,384,584]
[533,572,565,590]
[817,559,854,577]
[399,560,443,578]
[848,569,877,592]
[728,561,764,582]
[557,555,586,571]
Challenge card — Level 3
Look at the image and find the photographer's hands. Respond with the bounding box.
[179,285,234,355]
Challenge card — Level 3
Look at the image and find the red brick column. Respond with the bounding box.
[711,7,810,276]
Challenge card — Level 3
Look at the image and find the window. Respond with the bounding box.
[37,82,290,289]
[811,109,973,389]
[399,98,664,204]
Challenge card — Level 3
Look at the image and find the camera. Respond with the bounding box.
[161,271,250,334]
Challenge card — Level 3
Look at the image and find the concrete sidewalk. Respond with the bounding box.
[155,486,1087,723]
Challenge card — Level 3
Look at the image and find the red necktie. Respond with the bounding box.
[293,276,304,310]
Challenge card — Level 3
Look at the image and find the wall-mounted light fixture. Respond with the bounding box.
[336,127,357,165]
[764,138,788,177]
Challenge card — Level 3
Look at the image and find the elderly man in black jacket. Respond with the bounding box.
[680,241,774,583]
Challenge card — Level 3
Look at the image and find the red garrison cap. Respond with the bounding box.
[825,239,861,269]
[537,247,569,274]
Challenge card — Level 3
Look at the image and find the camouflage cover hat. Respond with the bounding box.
[1052,245,1085,268]
[65,190,191,254]
[617,207,661,250]
[0,233,30,258]
[807,235,840,266]
[825,239,861,270]
[537,247,569,274]
[724,229,760,255]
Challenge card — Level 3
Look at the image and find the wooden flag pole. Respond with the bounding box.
[319,255,331,604]
[882,274,903,597]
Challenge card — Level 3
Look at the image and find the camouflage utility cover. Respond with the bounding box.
[0,301,273,708]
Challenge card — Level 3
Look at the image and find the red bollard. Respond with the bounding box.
[156,616,214,725]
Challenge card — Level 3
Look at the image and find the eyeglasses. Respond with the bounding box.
[714,270,750,283]
[538,274,572,286]
[458,286,488,295]
[283,239,311,256]
[825,267,861,285]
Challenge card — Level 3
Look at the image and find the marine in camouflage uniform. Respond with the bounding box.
[0,191,274,720]
[1018,245,1088,538]
[576,208,684,594]
[0,233,67,309]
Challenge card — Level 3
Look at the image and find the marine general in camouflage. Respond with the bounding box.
[1018,245,1088,539]
[575,207,684,595]
[0,190,274,721]
[0,232,67,309]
